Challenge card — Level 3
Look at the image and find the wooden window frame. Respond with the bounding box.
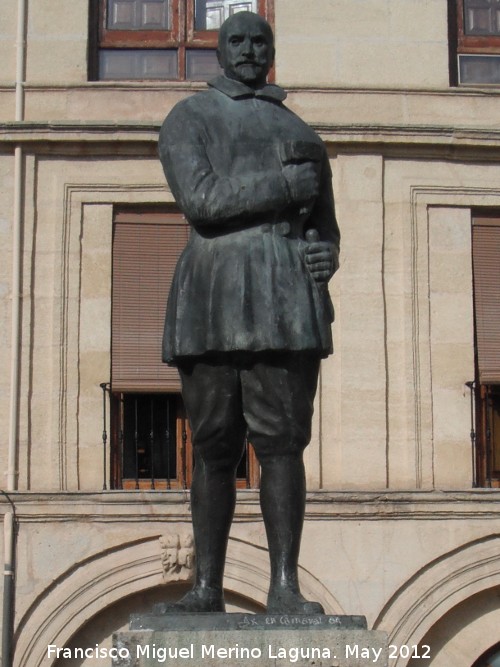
[111,392,194,490]
[472,211,500,487]
[474,384,500,488]
[186,0,271,46]
[456,0,500,53]
[90,0,275,81]
[110,206,190,489]
[99,1,181,49]
[451,0,500,85]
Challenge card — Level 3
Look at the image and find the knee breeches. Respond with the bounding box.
[178,353,320,462]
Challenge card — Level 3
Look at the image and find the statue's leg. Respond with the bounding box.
[243,353,324,614]
[156,358,246,613]
[259,452,324,614]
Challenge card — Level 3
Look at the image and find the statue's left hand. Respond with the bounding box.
[304,241,338,283]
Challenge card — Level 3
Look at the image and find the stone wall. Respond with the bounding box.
[2,136,498,492]
[4,492,500,667]
[1,0,500,665]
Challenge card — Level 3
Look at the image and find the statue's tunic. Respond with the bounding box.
[159,75,340,364]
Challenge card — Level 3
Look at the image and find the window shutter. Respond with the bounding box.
[112,211,189,392]
[473,217,500,384]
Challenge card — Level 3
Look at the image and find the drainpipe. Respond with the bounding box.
[8,148,23,493]
[3,0,27,664]
[14,0,26,124]
[2,508,16,667]
[8,0,27,495]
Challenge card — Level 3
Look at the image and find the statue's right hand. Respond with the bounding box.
[283,163,319,203]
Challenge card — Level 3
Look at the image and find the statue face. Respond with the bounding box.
[217,13,274,88]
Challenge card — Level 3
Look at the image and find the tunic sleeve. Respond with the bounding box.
[158,101,290,227]
[307,152,341,260]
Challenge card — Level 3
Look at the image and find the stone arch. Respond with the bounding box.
[472,641,500,667]
[16,537,163,667]
[409,588,500,666]
[15,534,342,667]
[373,534,500,666]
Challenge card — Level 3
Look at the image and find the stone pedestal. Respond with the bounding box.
[112,614,388,667]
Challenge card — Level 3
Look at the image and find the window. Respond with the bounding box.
[471,642,500,667]
[453,0,500,84]
[111,392,192,489]
[110,208,259,489]
[90,0,273,81]
[471,213,500,487]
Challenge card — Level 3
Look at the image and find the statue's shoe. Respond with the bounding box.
[266,588,325,615]
[153,587,225,614]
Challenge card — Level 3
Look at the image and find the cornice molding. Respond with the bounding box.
[2,122,500,156]
[1,490,499,522]
[0,82,499,97]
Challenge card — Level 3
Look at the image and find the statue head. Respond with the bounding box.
[217,11,275,88]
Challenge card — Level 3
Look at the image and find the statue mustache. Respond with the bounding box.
[236,59,262,66]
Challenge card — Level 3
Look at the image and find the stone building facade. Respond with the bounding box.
[1,1,500,665]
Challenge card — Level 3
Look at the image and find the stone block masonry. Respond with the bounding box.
[113,614,388,667]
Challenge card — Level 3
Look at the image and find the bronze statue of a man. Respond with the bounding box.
[158,11,340,614]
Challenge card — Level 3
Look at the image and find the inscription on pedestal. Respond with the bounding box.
[130,612,367,632]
